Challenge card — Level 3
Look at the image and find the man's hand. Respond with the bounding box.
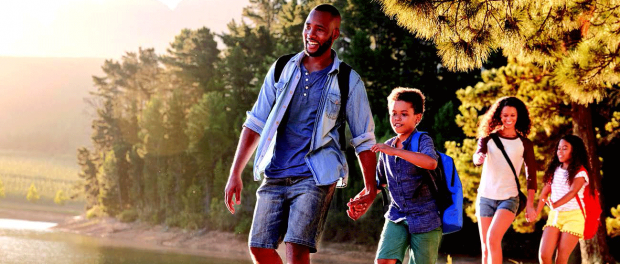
[346,188,377,220]
[224,175,243,214]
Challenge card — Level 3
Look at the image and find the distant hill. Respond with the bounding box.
[0,57,104,157]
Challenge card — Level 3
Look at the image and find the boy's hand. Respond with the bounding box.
[346,188,376,220]
[371,143,396,156]
[224,174,243,214]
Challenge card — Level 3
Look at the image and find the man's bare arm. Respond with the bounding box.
[224,127,260,214]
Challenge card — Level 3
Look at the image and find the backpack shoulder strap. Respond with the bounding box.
[410,131,427,152]
[274,53,296,83]
[337,62,351,151]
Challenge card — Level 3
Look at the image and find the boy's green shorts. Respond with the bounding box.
[375,220,442,264]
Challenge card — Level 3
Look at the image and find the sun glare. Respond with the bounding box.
[157,0,183,10]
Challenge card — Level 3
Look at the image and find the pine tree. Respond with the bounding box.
[26,183,40,203]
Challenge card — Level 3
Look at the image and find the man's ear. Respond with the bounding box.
[333,27,340,40]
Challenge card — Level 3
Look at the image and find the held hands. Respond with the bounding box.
[525,205,537,222]
[224,174,243,214]
[371,143,396,156]
[346,188,377,221]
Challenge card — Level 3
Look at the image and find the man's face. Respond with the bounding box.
[303,10,340,57]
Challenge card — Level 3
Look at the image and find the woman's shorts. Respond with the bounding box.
[543,209,585,239]
[476,196,520,217]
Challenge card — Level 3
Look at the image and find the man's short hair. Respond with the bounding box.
[313,4,341,19]
[387,87,426,115]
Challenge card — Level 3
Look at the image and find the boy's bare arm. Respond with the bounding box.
[224,127,260,214]
[371,143,437,170]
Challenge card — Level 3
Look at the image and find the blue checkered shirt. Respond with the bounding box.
[376,131,441,234]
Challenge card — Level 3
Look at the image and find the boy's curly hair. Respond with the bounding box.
[387,87,425,115]
[477,96,531,138]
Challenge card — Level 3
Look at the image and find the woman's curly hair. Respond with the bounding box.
[477,96,531,138]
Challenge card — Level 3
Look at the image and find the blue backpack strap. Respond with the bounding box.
[410,131,427,152]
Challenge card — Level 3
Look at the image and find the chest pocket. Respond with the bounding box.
[274,80,288,96]
[325,92,341,120]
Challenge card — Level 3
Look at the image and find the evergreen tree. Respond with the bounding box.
[26,183,40,203]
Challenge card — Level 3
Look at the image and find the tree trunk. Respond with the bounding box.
[571,102,615,264]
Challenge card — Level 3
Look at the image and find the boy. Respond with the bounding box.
[367,87,442,264]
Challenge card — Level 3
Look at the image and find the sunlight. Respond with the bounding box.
[157,0,183,10]
[0,219,57,231]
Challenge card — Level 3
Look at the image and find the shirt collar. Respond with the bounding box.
[293,49,342,75]
[390,130,418,149]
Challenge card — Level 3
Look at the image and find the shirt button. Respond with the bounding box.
[305,86,308,89]
[305,72,308,75]
[305,78,308,81]
[304,93,307,96]
[268,138,271,141]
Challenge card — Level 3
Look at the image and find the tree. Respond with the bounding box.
[26,183,40,203]
[374,0,619,261]
[54,190,68,205]
[0,179,5,198]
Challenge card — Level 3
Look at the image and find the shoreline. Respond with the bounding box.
[0,205,376,263]
[0,205,484,263]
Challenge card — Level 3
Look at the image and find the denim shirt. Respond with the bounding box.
[243,50,376,186]
[376,132,441,233]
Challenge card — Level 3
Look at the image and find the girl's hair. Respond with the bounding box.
[543,135,596,194]
[477,96,531,138]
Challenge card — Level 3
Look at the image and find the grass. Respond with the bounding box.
[0,150,85,205]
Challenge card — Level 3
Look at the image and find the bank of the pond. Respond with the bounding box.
[0,204,484,263]
[52,215,378,264]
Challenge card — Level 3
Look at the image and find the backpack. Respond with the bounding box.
[574,167,602,240]
[274,53,351,151]
[410,131,464,234]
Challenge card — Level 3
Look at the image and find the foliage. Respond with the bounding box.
[26,183,40,203]
[54,190,68,205]
[117,209,139,223]
[607,205,620,238]
[0,179,4,198]
[374,0,620,105]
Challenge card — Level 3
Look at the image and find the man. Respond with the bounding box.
[224,4,377,264]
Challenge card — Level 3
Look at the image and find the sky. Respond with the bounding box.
[0,0,249,58]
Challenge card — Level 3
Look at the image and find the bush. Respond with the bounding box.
[117,209,138,223]
[26,183,40,203]
[86,205,106,219]
[54,190,68,205]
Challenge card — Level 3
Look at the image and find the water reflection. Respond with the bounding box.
[0,219,250,264]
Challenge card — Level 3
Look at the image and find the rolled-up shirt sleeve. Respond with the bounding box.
[346,71,376,154]
[243,62,278,135]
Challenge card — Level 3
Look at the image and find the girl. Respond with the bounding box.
[537,135,594,264]
[472,96,538,264]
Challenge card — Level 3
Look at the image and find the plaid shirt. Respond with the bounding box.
[377,131,441,233]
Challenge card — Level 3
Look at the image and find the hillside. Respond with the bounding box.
[0,57,104,157]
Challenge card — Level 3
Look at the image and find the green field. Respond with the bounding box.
[0,150,85,210]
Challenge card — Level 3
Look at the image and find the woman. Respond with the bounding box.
[472,96,538,264]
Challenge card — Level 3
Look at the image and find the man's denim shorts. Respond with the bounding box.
[249,176,336,253]
[476,195,520,217]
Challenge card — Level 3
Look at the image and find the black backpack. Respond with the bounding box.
[273,53,351,151]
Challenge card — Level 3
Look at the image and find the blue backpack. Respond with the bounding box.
[411,131,463,234]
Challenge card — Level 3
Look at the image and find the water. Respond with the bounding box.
[0,219,250,264]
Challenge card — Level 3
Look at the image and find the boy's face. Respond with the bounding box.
[389,100,421,136]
